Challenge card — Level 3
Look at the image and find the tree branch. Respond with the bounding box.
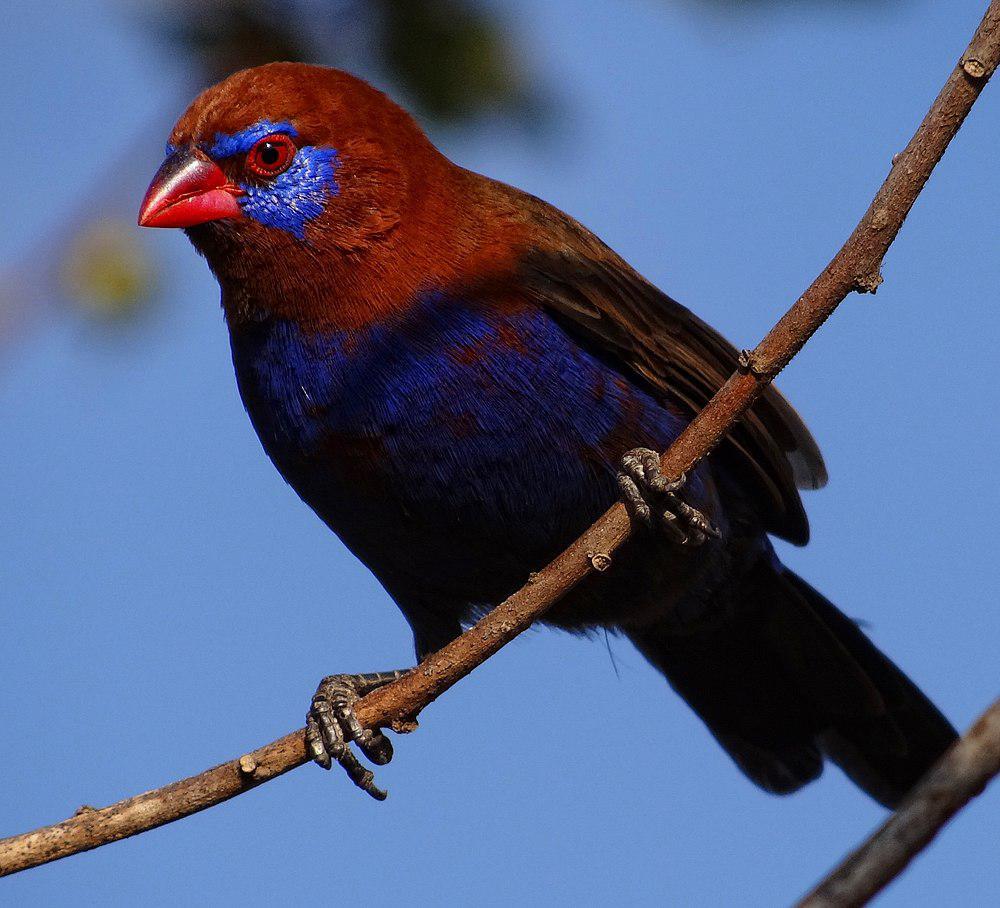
[796,698,1000,907]
[2,0,998,881]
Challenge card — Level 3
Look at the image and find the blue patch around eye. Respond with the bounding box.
[208,120,298,159]
[164,142,177,157]
[206,119,339,239]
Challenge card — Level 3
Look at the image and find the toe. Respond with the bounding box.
[334,701,367,742]
[338,746,389,801]
[312,695,346,760]
[357,729,394,766]
[306,712,332,770]
[618,473,652,524]
[660,510,691,545]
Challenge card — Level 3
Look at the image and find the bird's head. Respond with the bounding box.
[139,63,459,324]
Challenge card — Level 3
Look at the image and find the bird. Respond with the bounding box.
[139,62,956,806]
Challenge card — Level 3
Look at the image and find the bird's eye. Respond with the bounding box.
[246,134,296,178]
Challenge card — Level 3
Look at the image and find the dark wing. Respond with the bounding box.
[515,194,826,545]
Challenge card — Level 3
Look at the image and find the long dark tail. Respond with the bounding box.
[627,562,957,808]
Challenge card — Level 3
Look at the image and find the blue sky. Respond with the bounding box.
[2,1,997,905]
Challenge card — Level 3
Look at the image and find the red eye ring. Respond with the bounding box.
[246,133,296,177]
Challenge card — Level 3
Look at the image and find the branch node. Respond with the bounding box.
[870,206,891,231]
[586,550,613,572]
[963,56,988,78]
[389,716,419,734]
[238,755,258,778]
[854,271,884,294]
[73,805,97,817]
[737,349,773,378]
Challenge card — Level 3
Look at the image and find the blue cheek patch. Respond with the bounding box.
[238,145,340,239]
[205,120,340,239]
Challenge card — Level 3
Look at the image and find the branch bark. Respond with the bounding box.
[796,698,1000,908]
[2,0,998,881]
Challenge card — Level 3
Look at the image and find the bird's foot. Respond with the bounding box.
[618,447,721,546]
[306,670,412,800]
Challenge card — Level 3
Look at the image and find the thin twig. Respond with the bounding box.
[2,0,998,880]
[796,698,1000,908]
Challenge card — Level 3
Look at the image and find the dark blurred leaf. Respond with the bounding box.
[151,0,306,84]
[377,0,532,121]
[147,0,541,125]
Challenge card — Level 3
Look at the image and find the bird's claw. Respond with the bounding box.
[305,670,409,801]
[618,447,721,546]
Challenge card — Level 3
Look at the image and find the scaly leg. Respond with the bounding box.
[618,447,721,546]
[305,670,411,800]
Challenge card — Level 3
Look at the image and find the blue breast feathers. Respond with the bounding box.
[229,293,697,528]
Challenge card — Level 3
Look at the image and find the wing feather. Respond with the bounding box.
[512,195,826,544]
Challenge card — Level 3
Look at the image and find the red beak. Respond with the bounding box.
[138,149,244,228]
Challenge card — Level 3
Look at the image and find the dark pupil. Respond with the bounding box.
[259,143,280,166]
